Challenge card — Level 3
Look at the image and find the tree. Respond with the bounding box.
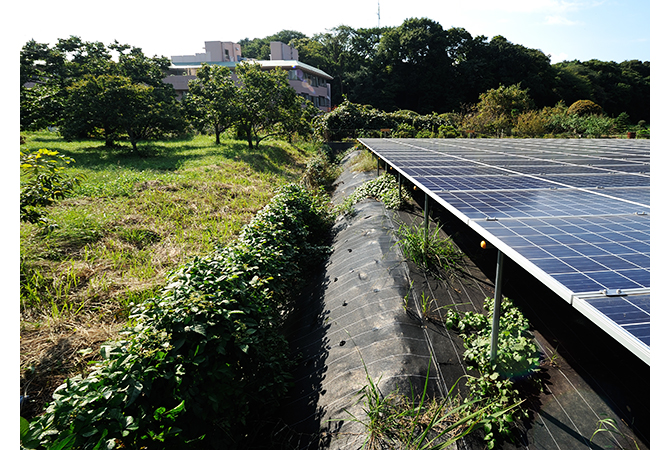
[62,74,184,152]
[20,40,69,130]
[234,63,304,148]
[465,84,534,137]
[376,18,454,113]
[20,37,184,140]
[183,64,237,144]
[239,30,307,60]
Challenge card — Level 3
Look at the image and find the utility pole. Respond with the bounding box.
[377,0,380,28]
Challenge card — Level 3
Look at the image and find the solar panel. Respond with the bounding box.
[358,138,650,364]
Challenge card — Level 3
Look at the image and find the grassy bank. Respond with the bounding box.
[20,131,317,419]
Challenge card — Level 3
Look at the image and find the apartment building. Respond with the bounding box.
[163,41,332,111]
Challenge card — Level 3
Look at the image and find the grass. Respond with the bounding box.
[20,130,316,419]
[347,357,515,450]
[394,222,465,280]
[349,148,379,172]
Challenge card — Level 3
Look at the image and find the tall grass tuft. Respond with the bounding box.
[347,358,518,450]
[394,222,465,279]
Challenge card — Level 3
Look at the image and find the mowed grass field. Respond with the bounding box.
[20,131,318,418]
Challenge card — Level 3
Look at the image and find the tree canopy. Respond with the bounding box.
[275,18,649,122]
[20,37,185,150]
[234,63,307,148]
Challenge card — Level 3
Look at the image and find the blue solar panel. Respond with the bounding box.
[576,293,650,346]
[477,215,649,294]
[437,189,648,220]
[541,174,649,188]
[358,137,651,363]
[415,175,556,192]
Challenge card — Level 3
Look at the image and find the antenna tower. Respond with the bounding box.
[377,0,380,28]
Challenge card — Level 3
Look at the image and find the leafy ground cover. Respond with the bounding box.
[20,131,318,421]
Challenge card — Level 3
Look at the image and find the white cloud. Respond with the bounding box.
[551,52,571,63]
[544,15,582,25]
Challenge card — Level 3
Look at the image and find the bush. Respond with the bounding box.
[438,124,459,138]
[445,296,540,449]
[22,184,333,449]
[514,110,549,137]
[20,149,84,225]
[313,100,451,141]
[415,129,434,138]
[567,99,603,117]
[337,172,412,215]
[301,147,341,191]
[392,122,416,138]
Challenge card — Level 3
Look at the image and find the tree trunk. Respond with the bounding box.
[246,128,253,149]
[104,126,114,147]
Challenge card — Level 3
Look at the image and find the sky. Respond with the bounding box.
[8,0,653,64]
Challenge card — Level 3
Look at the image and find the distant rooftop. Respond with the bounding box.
[169,41,333,80]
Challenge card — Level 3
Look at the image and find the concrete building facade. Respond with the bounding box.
[163,41,332,111]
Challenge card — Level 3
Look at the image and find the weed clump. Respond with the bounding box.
[394,222,464,279]
[444,296,541,448]
[338,172,412,215]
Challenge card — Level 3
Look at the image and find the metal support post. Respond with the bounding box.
[490,250,504,364]
[423,192,430,263]
[377,157,380,176]
[424,192,429,232]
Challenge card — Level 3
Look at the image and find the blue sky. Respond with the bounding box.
[10,0,651,64]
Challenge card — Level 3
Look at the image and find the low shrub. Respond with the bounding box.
[301,148,341,192]
[444,296,540,449]
[22,184,334,449]
[336,172,412,215]
[20,148,84,225]
[567,99,603,117]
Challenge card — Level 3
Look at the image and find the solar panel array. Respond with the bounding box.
[358,138,650,364]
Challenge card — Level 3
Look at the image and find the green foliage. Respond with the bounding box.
[392,123,416,138]
[513,110,549,137]
[338,172,412,214]
[300,147,342,191]
[314,100,453,141]
[239,30,308,60]
[567,99,603,117]
[24,183,334,449]
[394,223,464,279]
[349,148,380,172]
[444,297,540,448]
[61,74,184,152]
[182,64,237,145]
[20,37,182,138]
[20,148,84,224]
[230,63,308,148]
[464,84,534,137]
[348,358,520,450]
[547,111,615,137]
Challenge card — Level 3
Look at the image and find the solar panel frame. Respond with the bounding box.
[358,137,650,364]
